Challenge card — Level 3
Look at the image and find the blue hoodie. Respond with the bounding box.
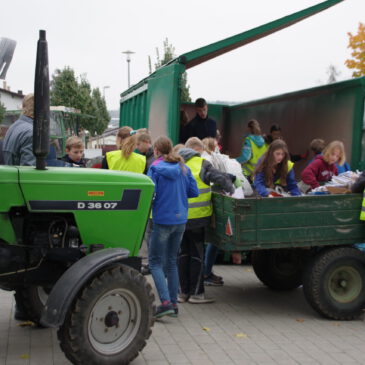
[236,134,266,163]
[148,160,199,225]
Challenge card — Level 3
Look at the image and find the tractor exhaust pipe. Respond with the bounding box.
[33,30,50,170]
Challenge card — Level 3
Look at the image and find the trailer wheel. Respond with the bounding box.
[303,247,365,320]
[15,286,50,326]
[251,249,304,290]
[58,264,155,365]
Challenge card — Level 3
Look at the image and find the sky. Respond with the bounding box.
[2,0,364,111]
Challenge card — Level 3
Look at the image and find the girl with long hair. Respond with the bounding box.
[148,136,199,318]
[254,139,300,197]
[102,126,146,173]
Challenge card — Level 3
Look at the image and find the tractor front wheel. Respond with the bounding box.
[58,264,155,365]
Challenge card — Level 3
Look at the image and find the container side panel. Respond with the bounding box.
[227,84,360,173]
[120,89,148,129]
[146,64,184,144]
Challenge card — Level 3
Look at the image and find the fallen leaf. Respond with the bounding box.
[332,322,341,326]
[202,327,211,332]
[235,333,248,338]
[296,318,305,323]
[244,268,252,272]
[20,354,30,359]
[17,321,35,327]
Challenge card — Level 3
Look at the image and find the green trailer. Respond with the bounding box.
[207,192,365,320]
[118,0,365,321]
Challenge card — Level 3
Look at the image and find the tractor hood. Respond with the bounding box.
[18,167,154,207]
[17,167,155,256]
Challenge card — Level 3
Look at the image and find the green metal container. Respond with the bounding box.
[207,192,365,251]
[119,0,344,145]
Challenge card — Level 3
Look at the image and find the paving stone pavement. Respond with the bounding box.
[1,264,364,365]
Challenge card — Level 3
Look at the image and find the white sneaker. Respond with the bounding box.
[188,294,215,304]
[177,293,189,303]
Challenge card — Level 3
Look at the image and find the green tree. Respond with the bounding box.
[91,88,110,135]
[0,101,5,124]
[150,38,191,102]
[50,67,79,107]
[345,23,365,77]
[50,67,110,135]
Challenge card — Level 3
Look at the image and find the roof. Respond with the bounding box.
[0,87,24,98]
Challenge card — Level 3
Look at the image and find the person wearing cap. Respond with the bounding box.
[3,94,36,166]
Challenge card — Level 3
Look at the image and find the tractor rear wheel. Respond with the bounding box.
[58,264,155,365]
[251,249,304,290]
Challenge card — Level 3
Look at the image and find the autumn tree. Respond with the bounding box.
[149,38,191,102]
[50,67,110,135]
[345,23,365,77]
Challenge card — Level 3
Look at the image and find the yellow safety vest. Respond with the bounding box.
[243,137,268,177]
[275,161,294,185]
[106,150,146,173]
[186,156,213,219]
[360,191,365,221]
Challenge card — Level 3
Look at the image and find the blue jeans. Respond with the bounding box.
[204,243,218,277]
[149,223,186,304]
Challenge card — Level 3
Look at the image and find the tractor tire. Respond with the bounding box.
[251,249,304,290]
[303,247,365,320]
[57,264,155,365]
[15,285,50,325]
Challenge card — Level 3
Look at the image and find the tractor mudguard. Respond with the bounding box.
[40,248,130,328]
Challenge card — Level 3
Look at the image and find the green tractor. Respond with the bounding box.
[0,31,155,364]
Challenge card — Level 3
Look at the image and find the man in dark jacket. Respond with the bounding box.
[3,94,35,166]
[1,94,36,321]
[177,138,234,304]
[182,98,217,143]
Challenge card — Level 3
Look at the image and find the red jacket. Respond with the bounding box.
[301,155,338,189]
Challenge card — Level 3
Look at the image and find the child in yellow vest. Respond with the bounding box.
[236,119,267,179]
[102,126,146,173]
[177,137,235,304]
[254,139,300,197]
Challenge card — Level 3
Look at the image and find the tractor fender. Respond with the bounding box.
[40,248,130,328]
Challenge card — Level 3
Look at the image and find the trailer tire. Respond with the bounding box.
[303,247,365,320]
[15,286,50,326]
[57,264,155,365]
[251,249,304,290]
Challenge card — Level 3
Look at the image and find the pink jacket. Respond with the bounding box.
[301,155,338,189]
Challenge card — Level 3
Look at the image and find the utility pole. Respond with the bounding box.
[122,50,135,88]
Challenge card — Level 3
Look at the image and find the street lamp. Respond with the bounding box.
[122,50,135,88]
[102,85,110,98]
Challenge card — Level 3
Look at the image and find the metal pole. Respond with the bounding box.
[127,60,130,88]
[122,50,135,89]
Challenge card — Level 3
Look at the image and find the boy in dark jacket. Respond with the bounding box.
[136,130,155,171]
[177,137,235,304]
[61,136,86,167]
